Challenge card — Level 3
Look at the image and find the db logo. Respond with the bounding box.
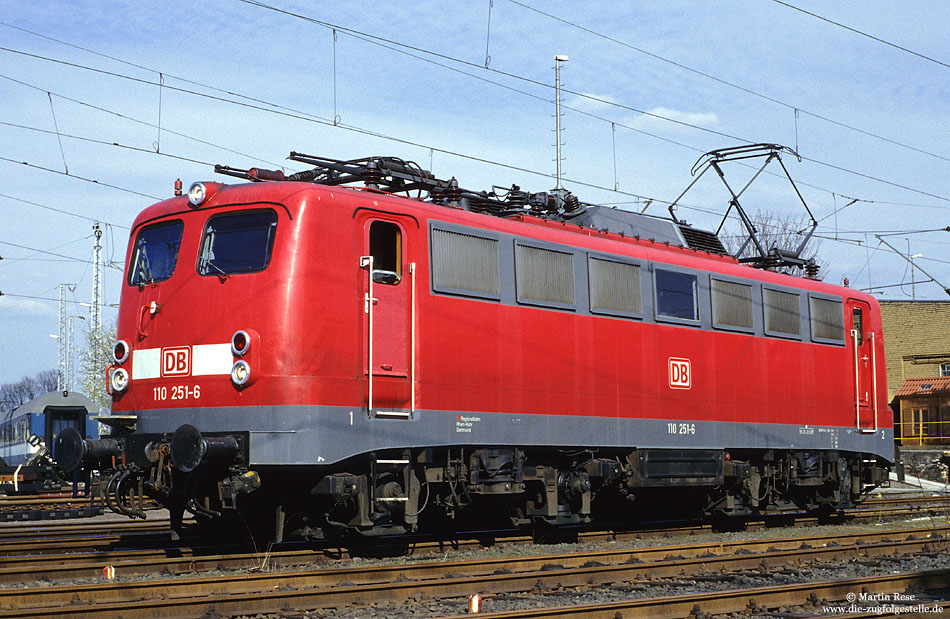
[162,347,191,377]
[669,357,691,390]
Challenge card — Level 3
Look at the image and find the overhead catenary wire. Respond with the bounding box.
[2,67,694,225]
[3,38,948,206]
[0,192,128,228]
[0,154,161,200]
[0,240,121,270]
[14,108,835,240]
[3,12,946,362]
[770,0,950,71]
[0,292,119,307]
[223,3,950,202]
[195,10,738,171]
[507,0,950,165]
[0,73,291,170]
[0,51,688,210]
[0,20,340,124]
[3,16,945,271]
[46,92,68,174]
[11,91,875,276]
[3,46,942,272]
[0,120,222,167]
[3,12,946,211]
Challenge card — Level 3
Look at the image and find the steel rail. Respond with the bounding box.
[0,516,173,535]
[0,523,945,587]
[0,495,92,507]
[436,570,950,618]
[0,494,943,558]
[0,525,945,617]
[0,518,941,585]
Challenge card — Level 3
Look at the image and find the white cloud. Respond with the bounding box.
[629,107,719,133]
[0,297,59,320]
[566,93,621,112]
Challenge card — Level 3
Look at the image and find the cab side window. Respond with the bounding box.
[852,307,864,344]
[369,221,402,284]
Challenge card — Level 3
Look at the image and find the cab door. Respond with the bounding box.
[848,299,877,431]
[360,217,414,416]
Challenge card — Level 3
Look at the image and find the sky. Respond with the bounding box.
[2,0,949,388]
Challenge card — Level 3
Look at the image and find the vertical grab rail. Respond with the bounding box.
[360,255,374,414]
[868,331,879,432]
[410,262,416,415]
[851,328,861,430]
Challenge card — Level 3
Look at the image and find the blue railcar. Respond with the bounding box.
[0,392,98,492]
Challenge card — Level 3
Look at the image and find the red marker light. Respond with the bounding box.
[231,330,250,356]
[112,340,129,364]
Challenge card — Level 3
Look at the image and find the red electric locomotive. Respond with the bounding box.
[57,147,893,540]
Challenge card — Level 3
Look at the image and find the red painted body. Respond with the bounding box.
[112,181,890,440]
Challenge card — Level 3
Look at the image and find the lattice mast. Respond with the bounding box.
[91,223,103,336]
[57,284,67,391]
[554,55,569,191]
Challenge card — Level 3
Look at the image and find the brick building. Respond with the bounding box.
[880,300,950,445]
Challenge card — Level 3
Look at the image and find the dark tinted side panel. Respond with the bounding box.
[198,210,278,276]
[655,268,698,321]
[128,220,184,285]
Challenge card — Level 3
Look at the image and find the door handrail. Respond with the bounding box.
[852,327,861,430]
[360,255,374,414]
[862,331,879,434]
[362,254,414,420]
[410,261,416,415]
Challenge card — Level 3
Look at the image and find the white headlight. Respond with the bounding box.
[111,367,130,392]
[188,182,207,206]
[230,360,250,386]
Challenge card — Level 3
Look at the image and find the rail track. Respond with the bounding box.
[0,492,946,558]
[0,524,946,617]
[436,571,950,618]
[0,492,946,617]
[0,519,945,586]
[0,491,944,553]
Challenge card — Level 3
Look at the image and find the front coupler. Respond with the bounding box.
[54,424,259,521]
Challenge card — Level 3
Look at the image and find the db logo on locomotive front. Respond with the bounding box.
[162,347,191,377]
[668,357,691,390]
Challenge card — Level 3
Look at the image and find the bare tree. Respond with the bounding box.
[720,210,826,277]
[0,382,21,412]
[0,369,60,413]
[36,369,58,393]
